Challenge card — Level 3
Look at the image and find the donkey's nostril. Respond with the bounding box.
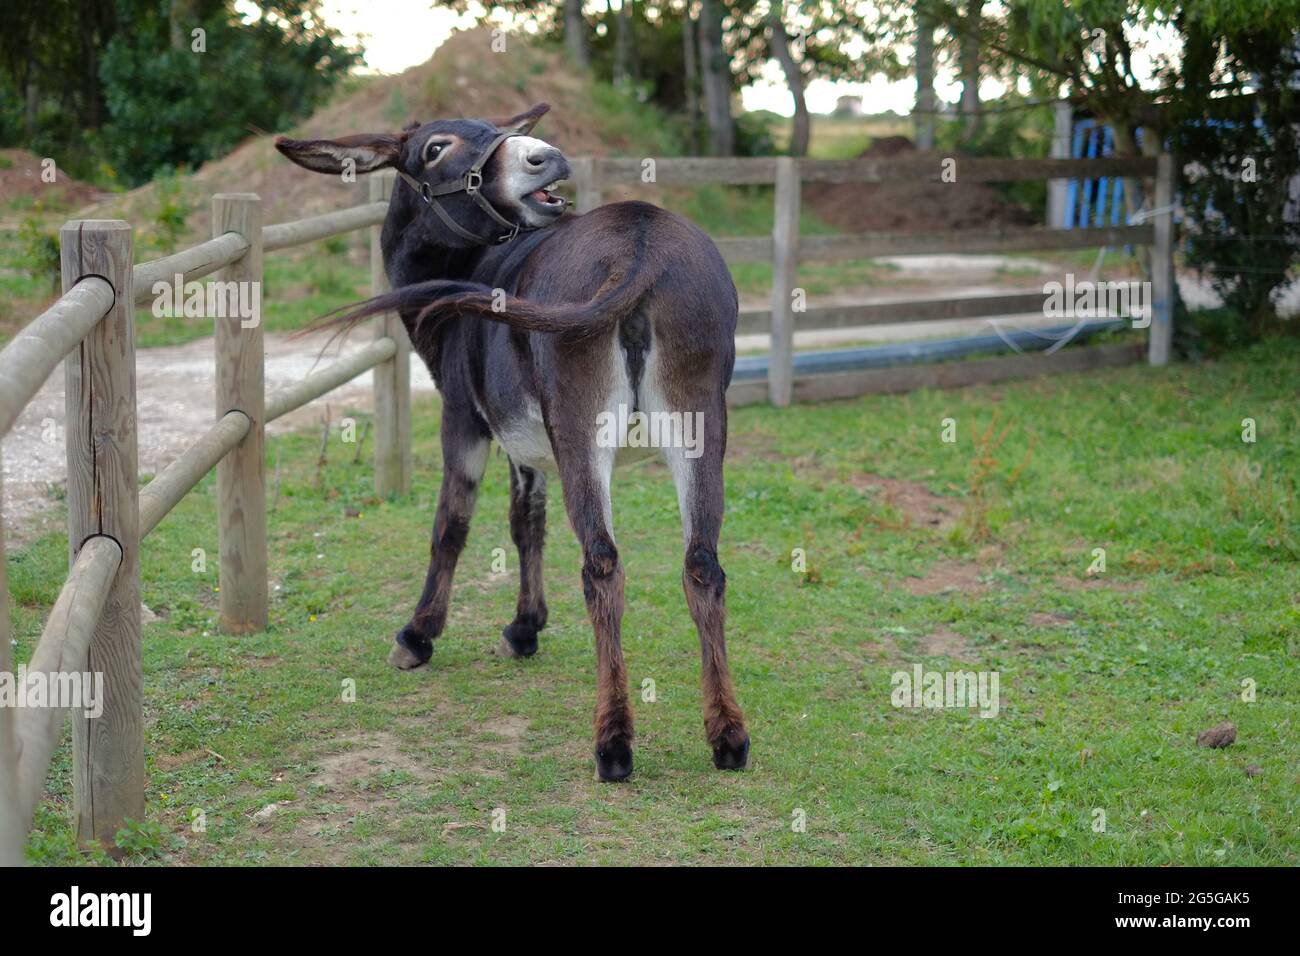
[526,146,559,168]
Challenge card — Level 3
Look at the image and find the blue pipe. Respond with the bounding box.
[732,320,1130,381]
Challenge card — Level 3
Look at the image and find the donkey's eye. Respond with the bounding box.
[423,142,447,163]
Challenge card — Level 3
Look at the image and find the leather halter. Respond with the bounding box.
[393,130,564,246]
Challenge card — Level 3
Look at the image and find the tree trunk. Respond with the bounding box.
[698,0,734,156]
[914,6,936,149]
[25,80,38,139]
[614,0,632,90]
[959,0,980,141]
[565,0,590,69]
[169,0,189,51]
[682,4,700,151]
[770,7,809,156]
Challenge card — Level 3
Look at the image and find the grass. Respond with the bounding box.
[8,338,1298,866]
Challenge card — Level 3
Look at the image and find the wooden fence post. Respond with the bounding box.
[371,171,411,497]
[213,194,267,632]
[0,455,23,866]
[61,219,142,849]
[1148,153,1175,366]
[573,157,603,213]
[769,157,801,406]
[1047,100,1073,228]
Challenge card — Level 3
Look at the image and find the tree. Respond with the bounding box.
[867,0,1300,334]
[698,0,735,154]
[768,4,809,155]
[565,0,591,68]
[0,0,360,184]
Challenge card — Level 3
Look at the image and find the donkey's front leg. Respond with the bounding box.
[389,411,489,669]
[499,462,548,658]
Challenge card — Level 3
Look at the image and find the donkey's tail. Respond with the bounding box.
[294,259,657,346]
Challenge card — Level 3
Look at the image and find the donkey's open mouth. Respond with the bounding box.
[523,179,567,211]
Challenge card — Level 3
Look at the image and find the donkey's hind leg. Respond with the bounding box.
[499,461,548,658]
[389,405,490,669]
[662,404,749,770]
[553,435,634,781]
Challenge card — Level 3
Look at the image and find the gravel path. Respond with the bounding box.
[1,329,437,547]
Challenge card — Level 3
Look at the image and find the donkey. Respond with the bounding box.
[275,103,748,780]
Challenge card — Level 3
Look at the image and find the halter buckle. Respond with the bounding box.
[464,170,483,195]
[495,223,521,244]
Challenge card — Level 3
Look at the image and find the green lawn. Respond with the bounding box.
[7,340,1298,865]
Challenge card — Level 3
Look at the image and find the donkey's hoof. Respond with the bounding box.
[388,627,432,670]
[712,733,750,771]
[594,741,634,782]
[499,621,539,658]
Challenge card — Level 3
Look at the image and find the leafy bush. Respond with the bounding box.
[15,212,59,292]
[1173,31,1300,341]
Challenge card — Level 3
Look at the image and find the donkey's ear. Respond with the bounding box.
[495,103,551,136]
[274,132,407,175]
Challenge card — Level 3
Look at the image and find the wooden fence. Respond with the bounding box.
[0,173,406,862]
[571,152,1175,406]
[0,151,1174,862]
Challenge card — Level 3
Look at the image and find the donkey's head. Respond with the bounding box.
[274,103,570,247]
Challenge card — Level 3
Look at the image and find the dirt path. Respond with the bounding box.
[1,329,437,548]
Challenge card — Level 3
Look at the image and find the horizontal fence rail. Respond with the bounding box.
[0,277,115,437]
[12,535,122,837]
[263,200,388,251]
[579,154,1158,188]
[132,232,251,305]
[265,337,397,422]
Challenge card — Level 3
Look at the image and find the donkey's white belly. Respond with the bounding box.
[491,412,657,472]
[489,387,658,474]
[493,398,556,472]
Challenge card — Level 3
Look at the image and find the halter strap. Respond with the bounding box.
[393,131,565,245]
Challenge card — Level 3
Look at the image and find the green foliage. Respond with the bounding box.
[0,1,362,186]
[15,212,60,290]
[733,109,778,157]
[98,5,360,186]
[138,171,196,255]
[1174,34,1300,339]
[114,819,168,859]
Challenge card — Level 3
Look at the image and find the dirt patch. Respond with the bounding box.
[478,715,530,756]
[852,473,961,532]
[311,731,433,792]
[0,148,109,213]
[804,137,1037,235]
[1029,611,1073,627]
[901,559,987,596]
[1053,574,1142,593]
[919,627,973,659]
[288,731,438,848]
